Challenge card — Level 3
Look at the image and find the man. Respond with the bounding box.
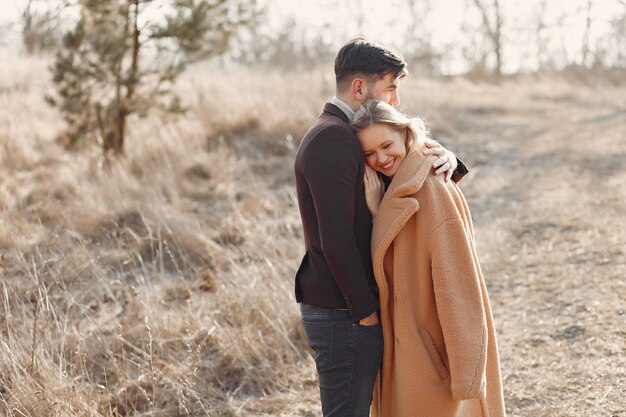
[294,37,468,417]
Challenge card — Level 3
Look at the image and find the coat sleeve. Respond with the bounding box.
[451,157,469,183]
[302,125,379,322]
[429,217,487,400]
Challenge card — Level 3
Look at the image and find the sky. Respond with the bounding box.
[0,0,623,73]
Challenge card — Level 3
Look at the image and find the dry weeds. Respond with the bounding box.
[0,55,624,416]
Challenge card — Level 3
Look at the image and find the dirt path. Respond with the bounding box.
[430,80,626,416]
[241,79,626,417]
[262,79,626,417]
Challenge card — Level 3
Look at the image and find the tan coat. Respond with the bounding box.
[370,151,506,417]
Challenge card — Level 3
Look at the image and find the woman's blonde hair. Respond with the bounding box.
[351,100,428,152]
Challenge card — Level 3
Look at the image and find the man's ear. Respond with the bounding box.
[351,77,367,101]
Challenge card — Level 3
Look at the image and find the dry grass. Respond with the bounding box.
[0,55,624,416]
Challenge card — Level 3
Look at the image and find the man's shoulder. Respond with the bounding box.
[298,112,358,156]
[304,112,353,141]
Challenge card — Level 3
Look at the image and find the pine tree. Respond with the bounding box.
[48,0,259,154]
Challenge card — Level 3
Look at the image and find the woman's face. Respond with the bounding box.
[356,123,407,178]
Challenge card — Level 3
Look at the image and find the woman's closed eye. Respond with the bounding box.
[365,144,391,157]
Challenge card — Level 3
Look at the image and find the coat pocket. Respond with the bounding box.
[398,321,446,384]
[418,328,450,382]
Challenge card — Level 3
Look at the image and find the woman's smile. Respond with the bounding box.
[380,158,396,172]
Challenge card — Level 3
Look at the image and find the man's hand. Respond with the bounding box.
[423,139,458,182]
[359,311,380,326]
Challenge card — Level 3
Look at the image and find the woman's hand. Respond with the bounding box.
[423,139,458,182]
[364,165,384,218]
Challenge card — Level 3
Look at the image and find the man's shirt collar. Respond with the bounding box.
[330,96,356,122]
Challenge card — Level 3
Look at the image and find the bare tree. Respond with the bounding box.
[20,0,64,54]
[472,0,503,78]
[598,1,626,68]
[613,4,626,67]
[533,0,548,69]
[234,18,334,70]
[580,0,593,67]
[349,0,367,34]
[403,0,440,74]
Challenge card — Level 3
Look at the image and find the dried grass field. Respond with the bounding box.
[0,55,625,417]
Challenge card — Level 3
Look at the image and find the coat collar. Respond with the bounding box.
[371,152,437,279]
[386,151,436,198]
[323,102,350,124]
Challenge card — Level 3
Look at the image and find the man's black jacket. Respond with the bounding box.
[293,103,468,322]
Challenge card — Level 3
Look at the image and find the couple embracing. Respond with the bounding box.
[294,37,506,417]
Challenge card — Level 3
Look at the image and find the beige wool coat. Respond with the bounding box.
[370,151,506,417]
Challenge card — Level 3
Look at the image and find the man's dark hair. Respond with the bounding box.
[335,37,408,90]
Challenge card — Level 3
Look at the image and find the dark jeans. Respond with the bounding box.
[300,303,383,417]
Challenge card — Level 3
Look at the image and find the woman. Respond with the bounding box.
[351,100,506,417]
